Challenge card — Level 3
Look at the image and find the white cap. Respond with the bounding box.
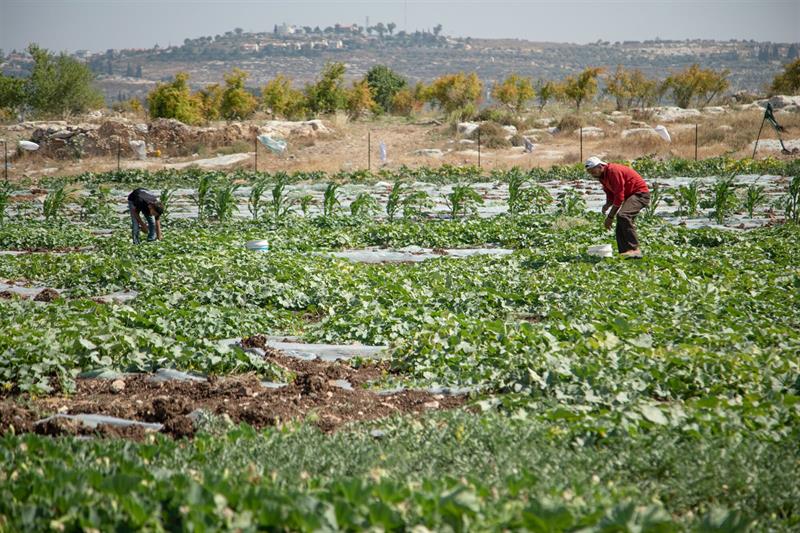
[584,156,606,169]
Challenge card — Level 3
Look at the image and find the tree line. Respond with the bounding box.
[1,44,799,122]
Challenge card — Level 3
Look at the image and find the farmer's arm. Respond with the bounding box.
[603,168,624,228]
[155,218,162,240]
[133,208,147,231]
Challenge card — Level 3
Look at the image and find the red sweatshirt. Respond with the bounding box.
[600,163,650,207]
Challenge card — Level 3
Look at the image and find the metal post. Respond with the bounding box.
[117,139,121,171]
[3,141,7,182]
[694,123,698,161]
[752,117,766,160]
[368,131,371,172]
[579,127,583,162]
[478,129,481,168]
[254,133,258,172]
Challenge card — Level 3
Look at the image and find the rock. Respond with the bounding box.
[414,148,444,157]
[758,95,800,109]
[532,118,556,127]
[457,122,479,136]
[648,106,702,121]
[622,128,662,139]
[110,379,126,393]
[458,139,476,145]
[135,123,148,134]
[423,400,440,409]
[703,106,726,114]
[576,126,604,138]
[501,125,518,136]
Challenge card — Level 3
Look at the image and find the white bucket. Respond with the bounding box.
[245,239,269,252]
[587,244,613,257]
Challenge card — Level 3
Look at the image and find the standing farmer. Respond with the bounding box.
[128,188,163,243]
[584,157,650,258]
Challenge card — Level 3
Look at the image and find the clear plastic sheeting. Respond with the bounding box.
[258,134,287,154]
[222,337,388,361]
[147,368,207,383]
[35,413,163,432]
[322,247,515,264]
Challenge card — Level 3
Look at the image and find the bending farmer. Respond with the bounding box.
[128,188,163,243]
[584,157,650,258]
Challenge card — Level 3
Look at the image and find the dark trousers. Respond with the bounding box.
[616,192,650,253]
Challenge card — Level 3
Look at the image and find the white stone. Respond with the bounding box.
[622,128,662,139]
[576,126,604,138]
[110,379,126,393]
[457,122,479,136]
[414,148,444,157]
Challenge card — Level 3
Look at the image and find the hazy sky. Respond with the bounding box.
[1,0,798,53]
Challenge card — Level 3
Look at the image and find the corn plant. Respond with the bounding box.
[323,183,341,218]
[677,181,701,217]
[741,184,766,218]
[269,173,293,220]
[159,187,176,220]
[43,183,81,221]
[555,188,586,217]
[710,175,738,224]
[507,171,551,215]
[211,182,240,222]
[79,185,115,224]
[350,192,380,218]
[193,174,216,221]
[297,194,314,216]
[507,169,529,215]
[0,182,13,224]
[386,180,407,222]
[444,184,484,219]
[248,178,270,220]
[784,175,800,223]
[642,182,662,221]
[401,190,433,220]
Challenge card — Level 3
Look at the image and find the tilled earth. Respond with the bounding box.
[0,339,466,440]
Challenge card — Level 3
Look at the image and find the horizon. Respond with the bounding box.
[1,0,798,54]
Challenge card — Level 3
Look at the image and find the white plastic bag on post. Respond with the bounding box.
[654,125,671,142]
[258,134,287,154]
[129,140,147,160]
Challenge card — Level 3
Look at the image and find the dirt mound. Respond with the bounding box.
[33,288,60,302]
[0,354,465,440]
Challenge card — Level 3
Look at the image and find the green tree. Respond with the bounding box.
[26,44,104,118]
[219,68,257,120]
[345,79,376,120]
[770,58,800,95]
[426,72,482,117]
[535,79,556,111]
[0,74,25,116]
[305,62,347,115]
[147,72,203,125]
[197,83,223,121]
[261,75,307,119]
[491,74,535,113]
[604,66,658,110]
[365,65,407,113]
[559,67,603,112]
[664,64,729,108]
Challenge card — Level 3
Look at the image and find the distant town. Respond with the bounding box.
[3,23,798,103]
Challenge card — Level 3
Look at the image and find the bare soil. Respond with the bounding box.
[9,109,796,182]
[0,342,465,440]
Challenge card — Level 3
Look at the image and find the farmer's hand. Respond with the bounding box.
[604,217,614,230]
[139,222,148,231]
[601,203,611,215]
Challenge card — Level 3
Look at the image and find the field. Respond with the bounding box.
[1,157,799,531]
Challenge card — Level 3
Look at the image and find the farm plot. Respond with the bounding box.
[1,160,799,531]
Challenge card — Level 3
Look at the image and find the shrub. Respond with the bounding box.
[473,122,511,149]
